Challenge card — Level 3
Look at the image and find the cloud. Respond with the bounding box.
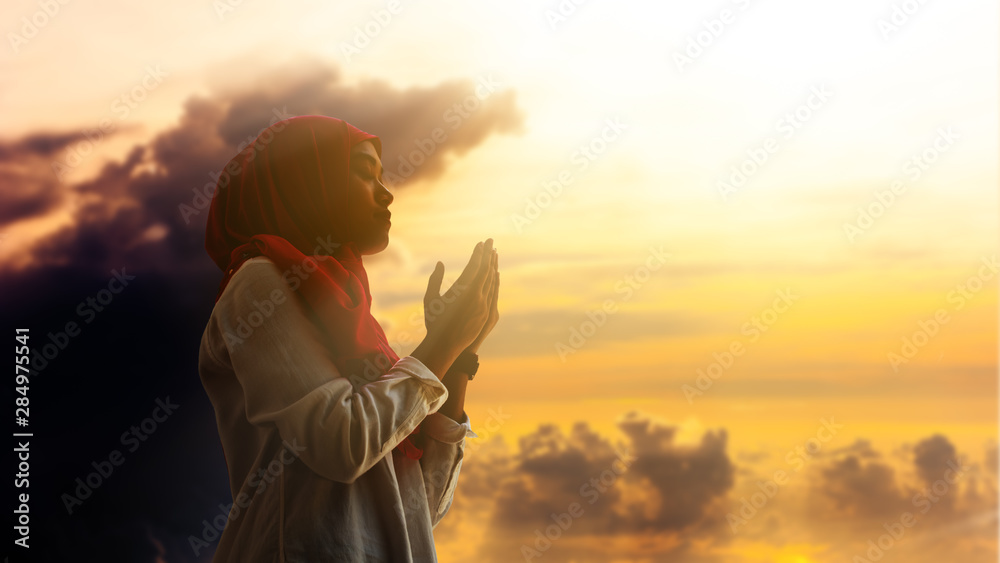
[817,453,908,518]
[444,426,998,562]
[616,411,734,531]
[811,433,998,528]
[0,131,86,225]
[465,410,734,561]
[2,57,524,279]
[912,434,960,485]
[208,57,525,187]
[0,168,61,224]
[0,130,95,160]
[827,437,882,459]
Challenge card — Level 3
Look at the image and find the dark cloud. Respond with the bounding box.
[796,435,1000,562]
[4,57,525,277]
[912,434,959,485]
[0,167,61,224]
[0,127,145,226]
[828,438,882,459]
[812,434,995,525]
[616,411,734,531]
[452,430,998,562]
[468,410,734,561]
[0,134,68,225]
[208,57,524,188]
[0,129,95,159]
[816,453,908,518]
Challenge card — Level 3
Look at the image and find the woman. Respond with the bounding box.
[198,114,499,562]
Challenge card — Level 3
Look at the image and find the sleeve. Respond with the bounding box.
[418,410,478,527]
[206,258,450,484]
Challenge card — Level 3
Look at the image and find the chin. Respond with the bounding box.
[359,234,390,256]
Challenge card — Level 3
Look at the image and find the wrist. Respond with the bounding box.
[447,349,479,380]
[412,335,462,380]
[439,372,469,421]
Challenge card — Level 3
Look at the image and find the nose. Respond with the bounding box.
[377,179,394,206]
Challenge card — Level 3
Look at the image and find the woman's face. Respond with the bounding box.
[347,140,394,255]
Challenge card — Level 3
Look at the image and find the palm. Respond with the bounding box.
[423,241,499,353]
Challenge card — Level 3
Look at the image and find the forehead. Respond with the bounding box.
[350,140,380,161]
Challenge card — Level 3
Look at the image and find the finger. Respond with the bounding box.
[481,264,495,307]
[482,249,497,297]
[479,239,492,273]
[492,268,500,314]
[450,245,480,292]
[472,239,494,290]
[454,241,484,286]
[424,261,444,303]
[490,251,500,317]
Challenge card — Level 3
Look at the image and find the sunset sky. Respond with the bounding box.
[2,1,997,561]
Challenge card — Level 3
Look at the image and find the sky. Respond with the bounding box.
[1,0,998,561]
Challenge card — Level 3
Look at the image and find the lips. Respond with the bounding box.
[374,211,391,224]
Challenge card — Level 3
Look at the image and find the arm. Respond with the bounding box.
[438,369,470,422]
[418,245,497,523]
[419,363,477,526]
[418,407,478,527]
[208,259,450,484]
[432,244,496,422]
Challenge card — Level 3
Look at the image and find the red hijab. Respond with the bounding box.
[205,115,426,461]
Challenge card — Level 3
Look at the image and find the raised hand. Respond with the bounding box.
[422,238,496,355]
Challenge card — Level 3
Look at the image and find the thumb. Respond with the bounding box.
[425,261,444,301]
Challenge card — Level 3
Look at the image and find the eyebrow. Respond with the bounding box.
[351,152,383,182]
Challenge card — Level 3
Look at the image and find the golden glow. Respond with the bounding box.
[4,0,996,560]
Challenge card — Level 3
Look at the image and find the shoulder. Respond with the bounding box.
[202,256,286,364]
[235,255,280,276]
[217,256,292,310]
[228,256,282,287]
